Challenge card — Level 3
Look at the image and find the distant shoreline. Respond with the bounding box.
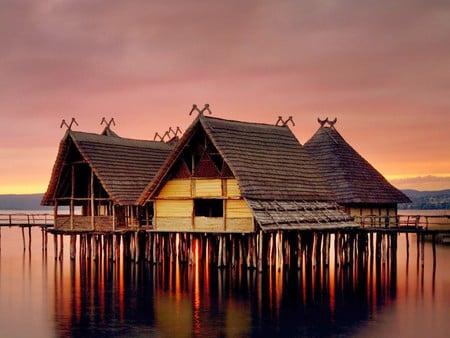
[1,189,449,210]
[0,193,51,211]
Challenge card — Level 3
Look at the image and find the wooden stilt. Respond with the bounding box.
[59,234,64,260]
[53,233,58,260]
[28,226,32,251]
[70,234,76,260]
[87,234,92,259]
[21,227,26,251]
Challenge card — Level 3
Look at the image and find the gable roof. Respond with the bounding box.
[139,114,358,231]
[42,130,173,206]
[140,114,332,202]
[303,124,411,204]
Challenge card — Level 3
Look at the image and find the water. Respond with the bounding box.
[1,211,450,337]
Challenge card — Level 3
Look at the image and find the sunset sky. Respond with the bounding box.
[0,0,449,194]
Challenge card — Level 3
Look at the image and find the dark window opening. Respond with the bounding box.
[194,199,223,217]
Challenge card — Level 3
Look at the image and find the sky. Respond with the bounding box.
[0,0,449,194]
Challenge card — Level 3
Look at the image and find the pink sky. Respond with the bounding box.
[1,0,449,193]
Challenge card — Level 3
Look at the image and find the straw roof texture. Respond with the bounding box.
[304,125,410,204]
[247,200,358,231]
[42,130,173,205]
[140,114,357,230]
[201,116,334,200]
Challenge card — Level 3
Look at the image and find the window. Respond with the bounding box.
[194,199,223,217]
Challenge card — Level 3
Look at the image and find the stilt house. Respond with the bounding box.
[138,114,357,233]
[303,119,410,226]
[41,128,173,232]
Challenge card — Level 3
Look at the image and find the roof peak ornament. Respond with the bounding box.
[154,126,182,142]
[275,116,295,127]
[60,118,78,130]
[318,117,337,128]
[101,117,116,130]
[189,104,212,116]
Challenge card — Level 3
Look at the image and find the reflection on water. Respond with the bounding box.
[51,237,397,337]
[1,228,450,337]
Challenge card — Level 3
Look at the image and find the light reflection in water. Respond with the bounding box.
[2,227,450,337]
[49,236,402,337]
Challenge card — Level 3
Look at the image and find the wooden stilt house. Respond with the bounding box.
[138,114,357,233]
[303,118,410,226]
[41,127,173,232]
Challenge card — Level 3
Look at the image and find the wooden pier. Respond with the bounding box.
[1,213,450,272]
[0,213,53,251]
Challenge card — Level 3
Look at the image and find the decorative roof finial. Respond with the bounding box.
[60,118,78,130]
[276,116,295,127]
[101,117,116,129]
[189,103,212,116]
[328,117,337,127]
[317,117,337,128]
[318,117,328,127]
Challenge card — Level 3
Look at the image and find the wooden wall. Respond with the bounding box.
[347,204,398,227]
[154,178,254,233]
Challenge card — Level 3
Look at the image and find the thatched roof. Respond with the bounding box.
[247,200,356,231]
[304,123,411,204]
[42,130,173,206]
[141,115,331,202]
[140,114,358,230]
[201,116,335,200]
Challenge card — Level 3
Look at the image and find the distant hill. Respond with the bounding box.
[2,190,449,211]
[0,193,51,211]
[400,189,450,210]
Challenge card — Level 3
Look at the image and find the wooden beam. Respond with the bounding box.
[70,164,74,230]
[91,169,95,230]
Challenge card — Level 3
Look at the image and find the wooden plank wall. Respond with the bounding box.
[154,178,254,233]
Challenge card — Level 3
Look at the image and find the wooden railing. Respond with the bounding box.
[0,213,54,227]
[355,214,450,230]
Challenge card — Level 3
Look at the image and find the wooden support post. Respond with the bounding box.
[276,231,283,271]
[432,233,436,268]
[257,232,263,272]
[54,233,58,260]
[59,234,64,260]
[87,234,92,259]
[114,234,121,262]
[405,232,410,259]
[218,235,223,267]
[152,234,157,264]
[315,232,322,269]
[223,235,227,267]
[334,232,339,267]
[93,235,98,261]
[70,234,76,260]
[28,226,32,251]
[323,233,330,267]
[297,233,303,270]
[90,169,95,230]
[21,226,26,251]
[420,234,425,268]
[231,235,236,268]
[70,165,74,230]
[135,232,140,263]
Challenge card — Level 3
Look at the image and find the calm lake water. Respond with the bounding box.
[1,211,450,337]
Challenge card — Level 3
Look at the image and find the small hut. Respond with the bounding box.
[303,118,410,226]
[138,114,357,233]
[41,128,173,232]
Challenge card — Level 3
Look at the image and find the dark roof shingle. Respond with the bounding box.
[200,116,332,201]
[304,125,410,204]
[42,130,173,205]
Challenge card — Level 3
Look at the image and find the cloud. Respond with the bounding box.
[390,175,450,191]
[0,0,449,192]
